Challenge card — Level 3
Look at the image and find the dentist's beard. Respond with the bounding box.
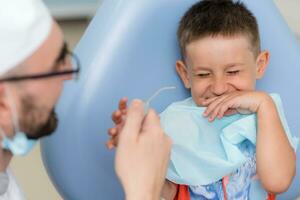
[19,97,58,140]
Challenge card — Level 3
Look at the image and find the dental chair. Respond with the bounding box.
[41,0,300,199]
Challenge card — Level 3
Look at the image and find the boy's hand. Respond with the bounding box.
[202,91,270,121]
[106,97,128,149]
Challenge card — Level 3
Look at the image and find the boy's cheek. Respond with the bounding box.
[234,74,257,90]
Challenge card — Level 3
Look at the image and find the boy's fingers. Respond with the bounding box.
[112,110,122,124]
[224,108,237,116]
[112,135,119,147]
[119,97,128,110]
[203,95,228,117]
[108,127,117,136]
[201,96,218,106]
[106,140,115,150]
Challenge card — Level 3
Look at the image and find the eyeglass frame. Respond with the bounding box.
[0,42,81,83]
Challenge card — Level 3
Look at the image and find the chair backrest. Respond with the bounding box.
[41,0,300,199]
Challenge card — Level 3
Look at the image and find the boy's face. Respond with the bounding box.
[176,35,269,106]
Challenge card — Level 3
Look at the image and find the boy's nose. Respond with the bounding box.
[211,77,228,96]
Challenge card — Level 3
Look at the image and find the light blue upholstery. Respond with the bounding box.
[41,0,300,199]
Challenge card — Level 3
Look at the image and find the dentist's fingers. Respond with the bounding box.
[115,103,172,200]
[140,108,162,136]
[119,99,145,141]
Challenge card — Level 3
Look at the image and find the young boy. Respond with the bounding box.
[107,1,297,199]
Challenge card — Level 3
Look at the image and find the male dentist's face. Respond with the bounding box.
[176,34,269,106]
[12,22,73,139]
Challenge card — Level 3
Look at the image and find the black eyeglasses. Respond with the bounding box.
[0,42,81,83]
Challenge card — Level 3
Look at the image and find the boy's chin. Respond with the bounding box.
[194,100,206,107]
[194,97,209,107]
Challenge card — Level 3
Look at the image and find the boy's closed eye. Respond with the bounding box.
[227,70,240,75]
[197,73,211,77]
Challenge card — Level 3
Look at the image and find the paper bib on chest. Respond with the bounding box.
[160,93,299,186]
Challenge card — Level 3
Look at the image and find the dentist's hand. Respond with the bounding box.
[115,99,172,200]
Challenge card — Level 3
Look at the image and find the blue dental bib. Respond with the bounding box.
[160,93,299,186]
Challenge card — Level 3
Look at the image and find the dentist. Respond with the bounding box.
[0,0,171,199]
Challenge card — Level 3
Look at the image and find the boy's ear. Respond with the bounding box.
[176,60,191,89]
[255,50,270,79]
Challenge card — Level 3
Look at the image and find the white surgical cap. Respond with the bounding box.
[0,0,52,75]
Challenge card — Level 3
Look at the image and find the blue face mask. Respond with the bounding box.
[1,132,37,156]
[0,87,37,156]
